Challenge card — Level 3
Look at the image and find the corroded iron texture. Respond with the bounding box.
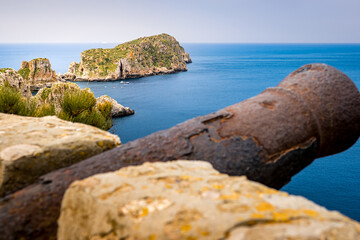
[0,64,359,239]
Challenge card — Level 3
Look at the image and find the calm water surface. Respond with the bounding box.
[1,43,359,221]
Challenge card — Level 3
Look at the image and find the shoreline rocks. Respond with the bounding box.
[61,33,192,82]
[58,160,360,240]
[0,113,121,197]
[96,95,134,117]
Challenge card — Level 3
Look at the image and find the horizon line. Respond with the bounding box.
[0,42,360,45]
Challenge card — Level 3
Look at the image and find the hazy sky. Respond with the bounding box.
[1,0,359,43]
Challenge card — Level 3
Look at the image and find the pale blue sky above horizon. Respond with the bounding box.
[0,0,359,43]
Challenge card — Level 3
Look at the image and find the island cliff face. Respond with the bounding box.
[18,58,58,91]
[63,34,192,81]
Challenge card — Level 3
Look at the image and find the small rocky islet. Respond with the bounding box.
[0,35,360,239]
[18,58,58,91]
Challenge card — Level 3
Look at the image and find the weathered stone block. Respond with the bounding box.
[0,113,120,196]
[58,161,360,240]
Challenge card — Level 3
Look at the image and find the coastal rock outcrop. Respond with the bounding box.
[0,113,120,197]
[58,160,360,240]
[96,95,134,117]
[34,82,85,114]
[35,82,134,117]
[18,58,58,91]
[183,52,192,63]
[0,68,31,98]
[62,33,191,81]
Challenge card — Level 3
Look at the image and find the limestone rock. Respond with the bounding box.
[0,113,121,197]
[67,61,79,75]
[59,72,75,81]
[58,161,360,240]
[0,68,31,98]
[56,72,67,82]
[183,52,192,63]
[62,33,191,81]
[18,58,58,91]
[96,95,134,117]
[60,61,77,81]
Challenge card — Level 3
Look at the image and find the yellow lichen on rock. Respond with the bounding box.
[58,161,360,240]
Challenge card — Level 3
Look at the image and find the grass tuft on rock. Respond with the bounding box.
[97,101,113,118]
[34,103,55,117]
[60,90,96,116]
[0,82,29,115]
[18,67,30,79]
[58,90,112,130]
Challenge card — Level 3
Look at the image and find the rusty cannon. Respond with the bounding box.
[0,63,359,239]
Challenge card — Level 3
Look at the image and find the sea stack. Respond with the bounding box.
[62,33,192,81]
[18,58,58,91]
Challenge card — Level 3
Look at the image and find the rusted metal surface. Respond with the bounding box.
[0,64,359,239]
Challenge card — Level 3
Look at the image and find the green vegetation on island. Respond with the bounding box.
[18,67,30,79]
[0,68,12,73]
[65,33,192,81]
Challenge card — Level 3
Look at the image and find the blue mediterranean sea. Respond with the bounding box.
[0,43,359,221]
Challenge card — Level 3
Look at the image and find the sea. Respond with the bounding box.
[0,43,359,221]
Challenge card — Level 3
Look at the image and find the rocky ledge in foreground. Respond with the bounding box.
[58,160,360,240]
[0,113,120,197]
[61,33,192,81]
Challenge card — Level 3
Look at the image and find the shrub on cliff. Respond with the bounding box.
[60,90,96,116]
[97,100,113,118]
[0,82,29,115]
[58,90,112,130]
[34,103,55,117]
[18,67,30,80]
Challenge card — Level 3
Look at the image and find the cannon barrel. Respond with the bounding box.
[0,63,359,239]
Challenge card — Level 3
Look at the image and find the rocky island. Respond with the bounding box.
[18,58,58,91]
[62,33,192,81]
